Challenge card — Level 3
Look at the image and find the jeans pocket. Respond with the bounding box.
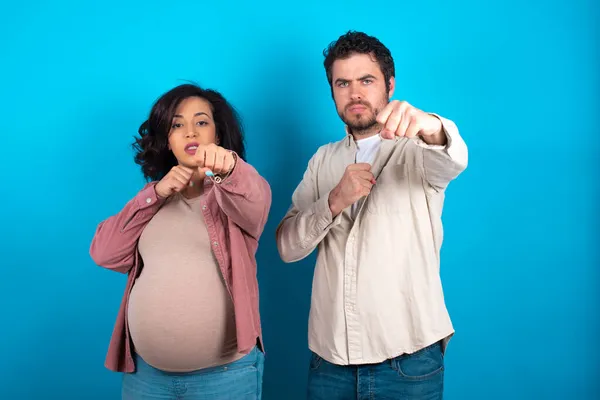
[224,347,259,373]
[309,352,323,371]
[391,342,444,381]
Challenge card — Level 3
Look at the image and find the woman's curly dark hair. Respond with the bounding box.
[133,84,246,181]
[323,31,395,94]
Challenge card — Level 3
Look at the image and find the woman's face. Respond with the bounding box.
[168,96,217,168]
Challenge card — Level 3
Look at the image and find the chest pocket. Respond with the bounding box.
[366,164,420,214]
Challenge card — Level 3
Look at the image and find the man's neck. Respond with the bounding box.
[350,125,381,141]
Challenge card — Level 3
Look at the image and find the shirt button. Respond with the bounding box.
[213,241,218,247]
[145,198,152,204]
[202,205,207,210]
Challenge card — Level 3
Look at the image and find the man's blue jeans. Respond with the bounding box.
[308,341,444,400]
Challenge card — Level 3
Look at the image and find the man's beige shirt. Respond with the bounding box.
[276,115,468,365]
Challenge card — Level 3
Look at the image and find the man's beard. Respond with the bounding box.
[343,113,378,133]
[339,98,387,136]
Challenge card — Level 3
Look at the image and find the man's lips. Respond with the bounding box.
[347,104,368,113]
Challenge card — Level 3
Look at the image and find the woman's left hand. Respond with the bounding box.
[193,143,236,177]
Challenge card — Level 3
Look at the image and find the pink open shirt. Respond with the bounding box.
[89,158,271,372]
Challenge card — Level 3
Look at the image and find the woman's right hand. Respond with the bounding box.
[154,166,194,198]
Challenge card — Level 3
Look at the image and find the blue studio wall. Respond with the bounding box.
[0,0,598,398]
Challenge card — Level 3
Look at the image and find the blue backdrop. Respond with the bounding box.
[1,0,598,398]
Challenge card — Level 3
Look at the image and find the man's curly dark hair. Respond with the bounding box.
[323,31,395,94]
[132,84,246,181]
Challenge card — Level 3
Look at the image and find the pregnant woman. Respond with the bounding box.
[90,83,271,400]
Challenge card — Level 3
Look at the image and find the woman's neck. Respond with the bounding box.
[181,172,204,199]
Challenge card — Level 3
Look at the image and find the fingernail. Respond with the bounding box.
[205,170,214,177]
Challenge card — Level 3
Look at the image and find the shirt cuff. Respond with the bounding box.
[313,190,343,230]
[413,113,460,157]
[135,183,166,209]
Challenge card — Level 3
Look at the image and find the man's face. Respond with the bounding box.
[331,52,395,135]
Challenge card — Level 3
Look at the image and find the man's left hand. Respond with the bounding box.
[376,100,446,145]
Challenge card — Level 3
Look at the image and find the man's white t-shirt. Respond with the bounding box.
[351,134,382,219]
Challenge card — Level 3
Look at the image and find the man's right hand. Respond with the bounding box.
[154,166,195,198]
[328,163,376,217]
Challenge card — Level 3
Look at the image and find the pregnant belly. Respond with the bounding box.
[127,274,240,372]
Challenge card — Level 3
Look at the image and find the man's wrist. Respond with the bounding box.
[420,115,447,145]
[328,189,344,217]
